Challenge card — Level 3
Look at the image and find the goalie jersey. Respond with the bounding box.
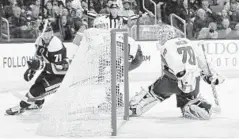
[34,36,69,75]
[161,37,219,79]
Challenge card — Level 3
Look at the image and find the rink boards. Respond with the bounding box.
[0,40,239,92]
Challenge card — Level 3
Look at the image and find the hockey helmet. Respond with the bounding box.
[39,20,53,42]
[93,16,108,29]
[39,19,53,33]
[157,25,180,46]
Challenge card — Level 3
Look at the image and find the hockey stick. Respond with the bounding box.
[201,43,221,113]
[12,89,57,103]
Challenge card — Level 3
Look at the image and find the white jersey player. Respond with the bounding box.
[129,26,224,120]
[74,16,143,72]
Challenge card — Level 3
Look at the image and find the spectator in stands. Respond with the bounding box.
[200,0,219,22]
[77,20,88,32]
[81,0,97,28]
[30,6,40,21]
[66,0,76,18]
[227,0,239,29]
[226,22,239,39]
[120,0,135,17]
[72,9,84,32]
[178,0,196,21]
[9,6,28,38]
[81,0,88,10]
[197,22,218,39]
[218,18,231,38]
[163,0,179,24]
[61,15,74,40]
[3,0,17,19]
[30,0,41,11]
[92,0,108,13]
[45,1,56,20]
[177,0,194,38]
[224,0,239,12]
[71,0,83,10]
[99,0,113,14]
[129,0,137,13]
[218,9,229,21]
[62,7,69,16]
[189,0,201,11]
[193,8,212,38]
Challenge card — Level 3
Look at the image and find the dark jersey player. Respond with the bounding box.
[6,20,70,115]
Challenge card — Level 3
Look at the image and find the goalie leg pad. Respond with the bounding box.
[182,97,212,120]
[129,87,160,116]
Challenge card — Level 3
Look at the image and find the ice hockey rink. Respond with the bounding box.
[1,78,239,139]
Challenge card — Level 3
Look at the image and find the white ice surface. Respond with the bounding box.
[1,79,239,138]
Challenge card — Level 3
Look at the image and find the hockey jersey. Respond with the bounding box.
[160,37,217,77]
[34,36,69,75]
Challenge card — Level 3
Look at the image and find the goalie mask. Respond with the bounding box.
[157,25,180,46]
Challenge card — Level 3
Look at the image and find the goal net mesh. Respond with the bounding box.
[36,28,128,137]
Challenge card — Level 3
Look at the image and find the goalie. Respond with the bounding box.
[129,27,224,120]
[6,20,70,115]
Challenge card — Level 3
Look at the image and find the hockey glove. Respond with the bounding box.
[129,45,143,71]
[27,58,45,70]
[203,74,219,85]
[201,70,225,85]
[24,68,36,81]
[135,45,143,63]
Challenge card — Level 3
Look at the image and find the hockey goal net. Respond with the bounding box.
[37,28,130,137]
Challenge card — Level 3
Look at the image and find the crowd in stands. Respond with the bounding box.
[0,0,156,41]
[160,0,239,39]
[1,0,239,42]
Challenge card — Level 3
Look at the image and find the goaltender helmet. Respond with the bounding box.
[157,25,183,46]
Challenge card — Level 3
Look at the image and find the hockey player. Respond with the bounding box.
[74,15,143,71]
[129,26,224,120]
[6,20,70,115]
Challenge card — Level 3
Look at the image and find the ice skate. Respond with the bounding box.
[5,105,25,115]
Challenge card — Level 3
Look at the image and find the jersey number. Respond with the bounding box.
[54,54,62,62]
[177,46,196,65]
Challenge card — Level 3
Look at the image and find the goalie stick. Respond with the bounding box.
[201,43,221,113]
